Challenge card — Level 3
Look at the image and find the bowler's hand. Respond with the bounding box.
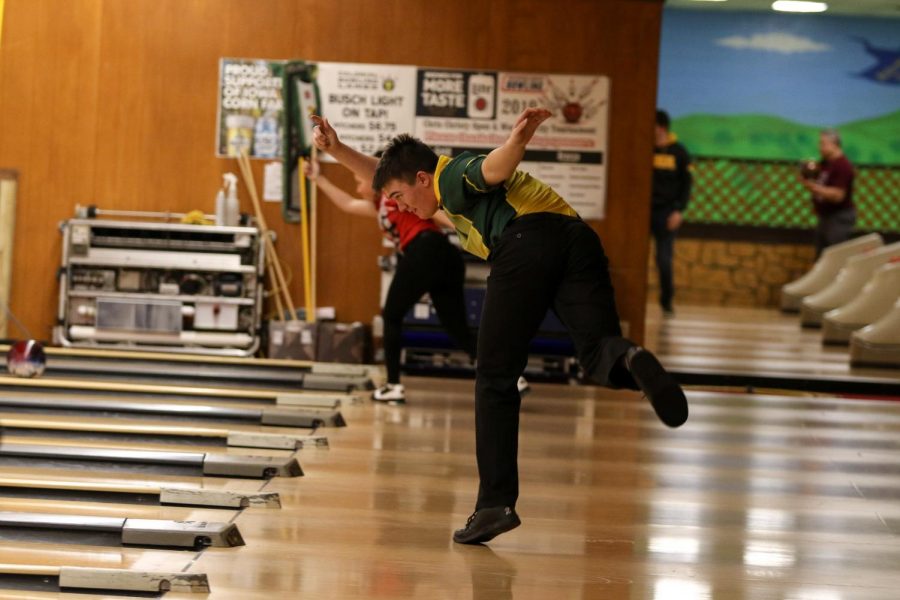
[302,158,321,181]
[509,108,552,147]
[310,115,339,151]
[667,210,683,231]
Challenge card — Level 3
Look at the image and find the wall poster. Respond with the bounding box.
[218,59,610,220]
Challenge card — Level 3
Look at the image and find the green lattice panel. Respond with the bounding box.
[856,167,900,231]
[685,157,900,232]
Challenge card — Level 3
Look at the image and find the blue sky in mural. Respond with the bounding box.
[658,10,900,127]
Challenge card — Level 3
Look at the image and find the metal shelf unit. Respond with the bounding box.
[54,219,265,356]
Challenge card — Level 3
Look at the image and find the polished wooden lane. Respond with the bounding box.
[0,375,357,404]
[0,496,239,523]
[646,305,900,392]
[2,321,898,598]
[162,376,900,599]
[0,466,264,596]
[0,465,273,503]
[0,387,346,430]
[0,539,198,599]
[0,411,328,450]
[0,434,295,457]
[0,343,376,374]
[0,344,379,393]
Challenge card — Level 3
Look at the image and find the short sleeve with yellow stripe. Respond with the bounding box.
[438,152,498,213]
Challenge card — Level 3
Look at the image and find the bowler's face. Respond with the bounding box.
[819,135,838,159]
[383,174,438,219]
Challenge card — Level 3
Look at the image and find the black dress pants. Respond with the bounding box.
[474,214,637,510]
[382,230,476,384]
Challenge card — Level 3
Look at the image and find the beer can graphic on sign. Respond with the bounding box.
[467,74,496,119]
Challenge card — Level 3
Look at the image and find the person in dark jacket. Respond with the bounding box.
[651,110,692,316]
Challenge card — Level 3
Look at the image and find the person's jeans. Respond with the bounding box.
[651,209,676,310]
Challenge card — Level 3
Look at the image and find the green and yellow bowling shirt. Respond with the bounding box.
[434,152,578,260]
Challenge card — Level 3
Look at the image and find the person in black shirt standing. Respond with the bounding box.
[651,110,692,316]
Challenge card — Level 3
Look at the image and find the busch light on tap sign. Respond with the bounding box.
[315,62,418,158]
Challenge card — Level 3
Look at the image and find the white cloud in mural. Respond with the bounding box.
[716,32,830,54]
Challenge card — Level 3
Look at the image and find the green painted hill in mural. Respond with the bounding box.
[673,111,900,165]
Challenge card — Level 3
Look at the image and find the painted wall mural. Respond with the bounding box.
[658,9,899,165]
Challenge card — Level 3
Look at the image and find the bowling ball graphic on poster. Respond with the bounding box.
[544,77,604,125]
[562,102,583,124]
[7,340,46,378]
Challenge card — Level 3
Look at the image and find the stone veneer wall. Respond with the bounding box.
[647,238,816,308]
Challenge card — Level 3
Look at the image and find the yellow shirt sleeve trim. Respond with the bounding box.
[434,155,451,208]
[462,156,488,193]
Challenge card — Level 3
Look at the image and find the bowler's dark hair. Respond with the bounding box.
[372,134,439,192]
[656,110,670,129]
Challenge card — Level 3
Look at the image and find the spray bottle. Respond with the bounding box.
[214,184,227,226]
[222,173,239,226]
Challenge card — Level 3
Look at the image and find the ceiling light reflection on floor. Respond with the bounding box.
[772,1,828,12]
[746,507,796,531]
[653,578,712,600]
[648,536,700,560]
[743,540,797,567]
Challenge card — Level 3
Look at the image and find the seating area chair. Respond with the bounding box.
[800,241,900,328]
[781,233,882,312]
[823,261,900,345]
[850,298,900,368]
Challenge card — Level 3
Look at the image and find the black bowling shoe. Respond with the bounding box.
[453,506,521,545]
[626,347,688,428]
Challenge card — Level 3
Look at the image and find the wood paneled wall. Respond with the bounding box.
[0,0,662,345]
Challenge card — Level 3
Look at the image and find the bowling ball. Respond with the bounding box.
[799,159,820,180]
[7,340,46,378]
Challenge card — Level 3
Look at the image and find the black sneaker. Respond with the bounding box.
[453,506,521,545]
[626,347,688,428]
